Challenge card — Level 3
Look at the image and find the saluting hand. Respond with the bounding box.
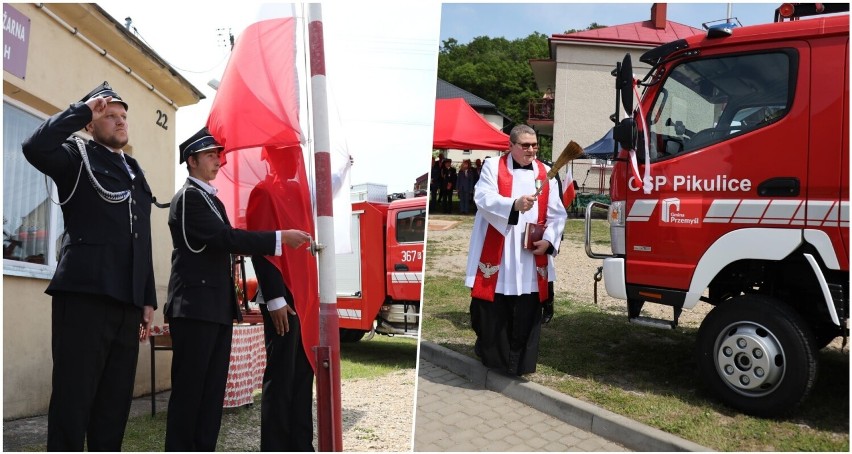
[281,229,311,249]
[86,95,112,121]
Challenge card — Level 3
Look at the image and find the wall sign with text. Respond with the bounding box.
[4,4,30,80]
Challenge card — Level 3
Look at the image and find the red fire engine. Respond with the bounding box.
[336,197,425,342]
[585,3,849,416]
[237,196,424,342]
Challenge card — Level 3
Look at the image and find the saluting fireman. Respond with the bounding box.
[22,81,156,452]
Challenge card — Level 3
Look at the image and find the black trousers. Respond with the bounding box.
[260,304,315,451]
[165,317,232,451]
[439,188,453,213]
[470,292,543,376]
[47,293,141,452]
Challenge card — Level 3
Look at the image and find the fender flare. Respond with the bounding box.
[684,228,801,308]
[685,228,843,310]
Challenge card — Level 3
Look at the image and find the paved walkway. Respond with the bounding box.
[417,341,712,452]
[414,359,628,452]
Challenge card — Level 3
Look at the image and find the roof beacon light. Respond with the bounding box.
[707,22,735,38]
[779,3,796,18]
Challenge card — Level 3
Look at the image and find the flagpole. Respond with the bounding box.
[307,4,343,451]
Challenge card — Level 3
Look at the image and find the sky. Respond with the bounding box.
[97,2,442,194]
[439,3,784,44]
[95,2,784,194]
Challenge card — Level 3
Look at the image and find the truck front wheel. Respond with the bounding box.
[695,294,817,417]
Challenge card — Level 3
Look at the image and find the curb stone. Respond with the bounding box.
[419,341,713,452]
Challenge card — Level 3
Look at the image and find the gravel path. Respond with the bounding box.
[218,368,416,452]
[3,368,417,452]
[337,369,416,452]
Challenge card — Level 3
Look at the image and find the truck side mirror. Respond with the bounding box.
[613,117,637,151]
[618,54,634,113]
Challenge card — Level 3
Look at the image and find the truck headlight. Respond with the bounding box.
[609,201,626,255]
[609,201,626,227]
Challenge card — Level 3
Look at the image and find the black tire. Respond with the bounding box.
[695,294,818,417]
[339,328,366,343]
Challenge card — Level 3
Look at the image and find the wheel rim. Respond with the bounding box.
[713,321,785,397]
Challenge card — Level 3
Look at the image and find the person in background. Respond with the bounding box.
[542,87,555,118]
[22,81,156,452]
[164,128,310,451]
[471,158,483,211]
[464,124,567,376]
[456,159,475,215]
[439,158,457,214]
[429,153,444,211]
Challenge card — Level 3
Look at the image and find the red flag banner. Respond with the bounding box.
[216,147,268,229]
[240,146,319,372]
[208,17,317,371]
[208,18,302,152]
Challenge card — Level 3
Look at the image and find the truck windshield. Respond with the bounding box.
[646,51,792,160]
[396,208,426,243]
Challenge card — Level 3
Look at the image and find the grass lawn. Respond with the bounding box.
[422,217,850,452]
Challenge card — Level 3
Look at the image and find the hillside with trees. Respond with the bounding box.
[437,33,548,127]
[438,25,606,160]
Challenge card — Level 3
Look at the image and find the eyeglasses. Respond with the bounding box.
[514,142,539,150]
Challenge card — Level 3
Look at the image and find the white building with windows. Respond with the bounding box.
[528,3,702,195]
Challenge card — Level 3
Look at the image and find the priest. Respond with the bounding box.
[465,124,567,375]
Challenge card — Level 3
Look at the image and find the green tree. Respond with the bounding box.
[437,32,549,128]
[438,25,604,160]
[563,22,608,34]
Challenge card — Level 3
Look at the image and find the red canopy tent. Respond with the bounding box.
[433,98,509,150]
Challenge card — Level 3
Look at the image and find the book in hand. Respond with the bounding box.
[523,223,545,250]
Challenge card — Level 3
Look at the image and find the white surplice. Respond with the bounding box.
[464,155,568,296]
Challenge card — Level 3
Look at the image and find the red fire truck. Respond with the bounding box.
[336,196,425,342]
[585,4,849,416]
[237,196,424,341]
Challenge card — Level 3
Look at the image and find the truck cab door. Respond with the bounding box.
[626,43,810,294]
[807,34,850,268]
[386,204,426,301]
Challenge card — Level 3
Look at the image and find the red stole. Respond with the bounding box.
[471,154,550,303]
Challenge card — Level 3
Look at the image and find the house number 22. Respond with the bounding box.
[156,110,169,130]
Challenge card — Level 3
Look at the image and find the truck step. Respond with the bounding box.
[628,316,675,330]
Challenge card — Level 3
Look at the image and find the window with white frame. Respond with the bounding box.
[4,101,64,277]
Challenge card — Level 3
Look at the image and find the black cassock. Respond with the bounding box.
[470,292,544,376]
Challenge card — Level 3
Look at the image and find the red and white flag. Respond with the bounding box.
[207,18,301,152]
[562,166,576,208]
[207,17,318,371]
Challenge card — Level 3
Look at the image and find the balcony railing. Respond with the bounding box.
[528,98,554,121]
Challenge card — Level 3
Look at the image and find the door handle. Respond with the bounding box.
[757,177,799,197]
[394,264,409,271]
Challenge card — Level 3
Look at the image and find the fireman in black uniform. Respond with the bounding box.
[22,81,157,451]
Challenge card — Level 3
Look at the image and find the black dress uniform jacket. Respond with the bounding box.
[165,180,277,325]
[164,179,279,451]
[22,102,156,309]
